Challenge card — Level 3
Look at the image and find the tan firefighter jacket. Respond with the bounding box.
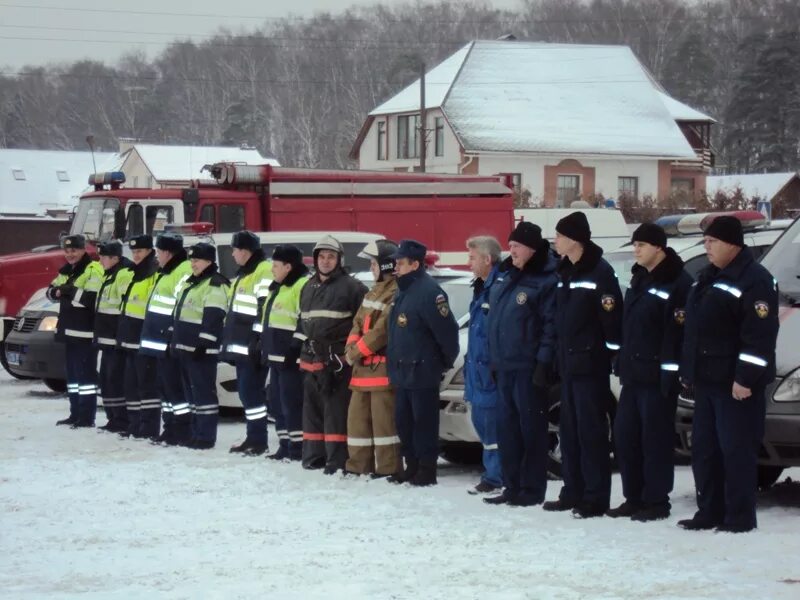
[345,276,398,392]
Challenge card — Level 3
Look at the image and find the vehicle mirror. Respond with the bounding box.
[101,208,116,241]
[152,209,169,233]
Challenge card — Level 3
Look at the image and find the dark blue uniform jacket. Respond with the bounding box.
[617,248,693,394]
[464,265,499,408]
[486,243,558,372]
[555,241,623,378]
[387,268,459,390]
[680,247,779,389]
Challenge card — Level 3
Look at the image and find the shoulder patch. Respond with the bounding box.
[601,294,616,312]
[673,308,686,325]
[438,303,450,317]
[516,292,528,305]
[754,300,769,319]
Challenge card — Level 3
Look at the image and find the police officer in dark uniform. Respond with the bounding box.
[677,216,779,533]
[387,239,459,486]
[545,211,623,518]
[484,222,558,506]
[608,223,692,522]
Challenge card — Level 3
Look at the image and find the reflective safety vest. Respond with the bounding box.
[345,277,397,391]
[220,258,272,361]
[256,271,309,364]
[139,257,192,356]
[172,266,229,356]
[117,254,159,351]
[93,259,134,348]
[47,254,104,343]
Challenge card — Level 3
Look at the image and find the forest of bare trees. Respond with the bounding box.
[0,0,798,175]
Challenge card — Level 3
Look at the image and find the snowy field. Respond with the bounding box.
[2,370,799,600]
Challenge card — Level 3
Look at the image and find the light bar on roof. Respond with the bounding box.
[88,171,126,186]
[655,211,767,236]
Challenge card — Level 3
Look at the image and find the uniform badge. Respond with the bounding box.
[754,301,769,319]
[435,293,450,317]
[673,308,686,325]
[601,295,616,312]
[516,292,528,305]
[397,313,408,327]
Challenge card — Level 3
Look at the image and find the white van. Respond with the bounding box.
[515,208,630,252]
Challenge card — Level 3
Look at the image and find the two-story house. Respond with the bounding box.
[350,40,715,206]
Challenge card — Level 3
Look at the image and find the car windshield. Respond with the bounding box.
[70,197,120,242]
[605,250,636,290]
[760,216,800,306]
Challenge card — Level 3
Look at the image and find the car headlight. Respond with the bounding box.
[38,316,58,332]
[773,368,800,402]
[449,366,465,386]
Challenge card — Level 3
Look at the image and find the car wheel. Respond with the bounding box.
[43,378,67,393]
[757,465,784,490]
[440,441,482,465]
[0,342,35,380]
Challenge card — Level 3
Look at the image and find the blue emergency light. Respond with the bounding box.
[88,171,126,187]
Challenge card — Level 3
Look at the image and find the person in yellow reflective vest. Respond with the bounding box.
[221,231,273,455]
[256,244,309,461]
[344,239,402,477]
[117,235,160,439]
[93,240,134,433]
[172,242,230,450]
[46,234,104,427]
[140,232,193,445]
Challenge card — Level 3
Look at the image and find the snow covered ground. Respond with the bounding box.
[2,370,799,599]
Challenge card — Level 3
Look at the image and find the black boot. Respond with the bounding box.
[409,461,437,487]
[267,447,289,461]
[631,503,671,522]
[229,439,256,454]
[387,458,419,484]
[56,417,77,426]
[542,498,576,512]
[606,500,642,519]
[243,444,267,456]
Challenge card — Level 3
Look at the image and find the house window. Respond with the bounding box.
[618,176,638,200]
[671,178,695,194]
[132,175,139,187]
[557,175,580,207]
[500,172,522,194]
[377,121,386,161]
[218,204,245,232]
[397,114,419,159]
[12,169,25,181]
[434,117,444,157]
[56,170,70,182]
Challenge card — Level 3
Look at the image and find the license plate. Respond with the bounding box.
[6,351,20,366]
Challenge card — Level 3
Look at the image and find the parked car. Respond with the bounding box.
[673,215,800,489]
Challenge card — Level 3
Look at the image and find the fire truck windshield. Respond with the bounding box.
[69,197,120,242]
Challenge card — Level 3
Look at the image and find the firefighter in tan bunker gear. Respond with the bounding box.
[344,240,403,477]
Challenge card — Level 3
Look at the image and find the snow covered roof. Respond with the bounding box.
[126,144,279,183]
[0,149,118,216]
[657,91,715,123]
[707,172,799,201]
[366,40,709,159]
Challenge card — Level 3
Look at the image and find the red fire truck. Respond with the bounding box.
[0,163,514,351]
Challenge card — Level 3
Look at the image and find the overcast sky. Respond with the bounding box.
[0,0,524,70]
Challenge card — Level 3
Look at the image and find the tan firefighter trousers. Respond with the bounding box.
[346,389,402,475]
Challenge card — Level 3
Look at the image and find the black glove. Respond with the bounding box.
[59,283,76,300]
[248,337,261,368]
[680,377,694,400]
[192,346,207,360]
[284,347,301,368]
[532,362,550,390]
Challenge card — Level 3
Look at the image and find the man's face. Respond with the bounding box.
[316,249,339,275]
[467,248,492,279]
[395,257,418,276]
[131,248,151,265]
[63,247,85,265]
[508,241,535,269]
[632,241,661,269]
[99,255,119,270]
[190,258,211,276]
[232,247,251,267]
[156,248,173,268]
[272,259,291,283]
[704,236,740,269]
[553,232,577,257]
